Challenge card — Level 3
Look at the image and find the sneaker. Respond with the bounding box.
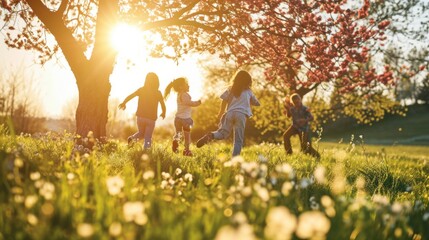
[183,149,193,157]
[172,139,179,153]
[196,133,213,148]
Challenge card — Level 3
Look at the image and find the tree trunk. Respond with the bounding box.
[75,69,111,143]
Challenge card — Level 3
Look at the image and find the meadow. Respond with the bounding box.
[1,126,428,240]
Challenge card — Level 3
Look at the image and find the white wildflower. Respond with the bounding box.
[67,173,76,181]
[314,166,326,184]
[161,172,171,179]
[123,201,147,225]
[39,182,55,200]
[254,184,270,202]
[372,194,389,205]
[296,211,331,239]
[30,172,41,181]
[106,176,125,196]
[109,222,122,237]
[160,180,168,189]
[275,163,295,179]
[175,168,182,176]
[264,206,297,240]
[141,154,149,161]
[77,223,94,238]
[25,195,38,209]
[27,214,38,226]
[184,173,193,182]
[215,224,256,240]
[281,182,294,196]
[143,170,155,180]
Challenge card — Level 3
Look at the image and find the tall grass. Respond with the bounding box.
[0,126,428,239]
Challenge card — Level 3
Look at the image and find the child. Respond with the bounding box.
[164,77,201,156]
[118,72,166,149]
[197,70,260,156]
[283,93,320,158]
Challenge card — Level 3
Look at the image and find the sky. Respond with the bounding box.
[0,24,205,119]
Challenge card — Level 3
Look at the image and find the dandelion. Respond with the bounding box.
[224,155,244,167]
[264,206,297,240]
[77,223,94,238]
[281,182,293,196]
[215,224,256,240]
[27,214,38,226]
[109,222,122,237]
[184,173,193,182]
[14,158,24,168]
[30,172,41,181]
[296,211,331,239]
[123,201,147,225]
[161,172,171,179]
[232,212,248,225]
[160,180,168,189]
[314,166,326,184]
[106,176,125,196]
[275,163,295,179]
[254,184,270,202]
[143,170,155,180]
[391,202,403,214]
[67,173,76,181]
[175,168,182,176]
[372,194,389,206]
[241,186,252,197]
[141,154,149,161]
[168,178,175,186]
[39,182,55,200]
[331,165,346,195]
[25,195,38,209]
[241,162,259,177]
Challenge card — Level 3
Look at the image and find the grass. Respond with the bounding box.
[1,127,429,240]
[323,104,429,145]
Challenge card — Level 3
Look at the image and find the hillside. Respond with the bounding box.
[322,104,429,145]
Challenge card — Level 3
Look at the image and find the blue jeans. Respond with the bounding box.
[212,111,247,156]
[130,117,155,149]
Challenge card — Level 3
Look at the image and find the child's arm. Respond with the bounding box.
[159,94,167,119]
[283,98,292,117]
[181,93,201,107]
[217,100,227,119]
[250,93,261,106]
[118,90,139,110]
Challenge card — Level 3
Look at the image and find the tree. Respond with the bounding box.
[0,66,44,133]
[417,76,429,104]
[1,0,392,141]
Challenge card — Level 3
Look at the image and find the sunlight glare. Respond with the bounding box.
[110,23,143,54]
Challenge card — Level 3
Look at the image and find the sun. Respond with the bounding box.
[110,23,143,54]
[108,23,205,119]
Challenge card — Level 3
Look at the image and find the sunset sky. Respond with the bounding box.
[0,23,205,119]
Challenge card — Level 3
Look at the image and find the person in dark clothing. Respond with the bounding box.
[283,93,320,158]
[119,72,166,149]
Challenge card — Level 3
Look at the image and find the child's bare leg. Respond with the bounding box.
[184,131,191,150]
